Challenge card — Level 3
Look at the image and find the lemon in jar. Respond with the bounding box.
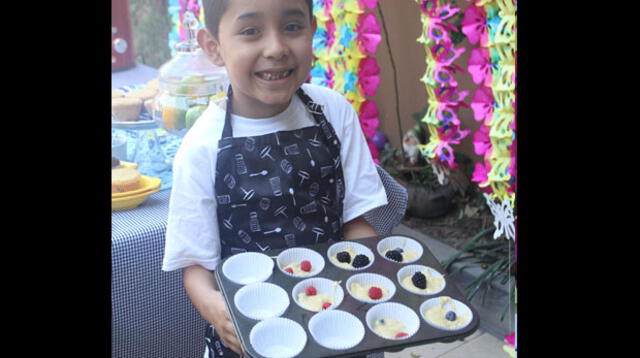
[185,105,207,129]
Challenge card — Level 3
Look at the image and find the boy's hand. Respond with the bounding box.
[208,290,244,355]
[183,265,245,356]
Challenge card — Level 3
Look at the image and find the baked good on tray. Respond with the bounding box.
[112,97,142,121]
[124,87,158,102]
[112,167,142,193]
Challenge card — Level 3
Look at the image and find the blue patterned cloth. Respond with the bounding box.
[112,190,206,358]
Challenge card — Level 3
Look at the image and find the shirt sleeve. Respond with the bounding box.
[162,138,221,272]
[334,95,388,224]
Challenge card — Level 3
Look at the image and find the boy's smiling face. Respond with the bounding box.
[199,0,316,118]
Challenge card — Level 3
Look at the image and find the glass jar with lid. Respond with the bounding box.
[153,11,228,136]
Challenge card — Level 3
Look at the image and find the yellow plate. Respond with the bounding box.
[112,175,161,198]
[112,176,162,211]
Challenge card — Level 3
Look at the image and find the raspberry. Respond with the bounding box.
[385,249,403,262]
[306,286,317,296]
[368,286,383,300]
[284,267,294,274]
[351,254,370,268]
[445,311,457,321]
[300,260,312,272]
[322,302,332,310]
[336,251,351,263]
[395,332,408,338]
[411,272,427,289]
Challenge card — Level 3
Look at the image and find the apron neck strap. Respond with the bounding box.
[221,86,328,140]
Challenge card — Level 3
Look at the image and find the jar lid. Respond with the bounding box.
[158,11,227,86]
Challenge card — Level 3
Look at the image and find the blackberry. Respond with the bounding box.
[445,311,457,321]
[385,249,403,262]
[336,251,351,263]
[411,272,427,289]
[395,247,404,253]
[352,254,370,268]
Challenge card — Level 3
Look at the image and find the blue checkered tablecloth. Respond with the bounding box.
[111,166,407,358]
[112,189,205,358]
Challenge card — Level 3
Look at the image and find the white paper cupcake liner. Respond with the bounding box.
[365,302,421,340]
[276,248,325,278]
[292,277,344,312]
[250,317,307,358]
[377,236,424,264]
[326,241,375,271]
[234,282,290,321]
[397,265,446,295]
[222,252,274,285]
[346,273,396,304]
[419,296,473,331]
[308,310,365,350]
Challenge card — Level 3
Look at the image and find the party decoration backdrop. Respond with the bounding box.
[310,0,383,162]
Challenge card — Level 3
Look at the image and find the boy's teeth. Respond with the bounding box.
[259,70,291,80]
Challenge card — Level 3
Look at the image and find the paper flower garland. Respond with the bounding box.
[412,0,470,182]
[311,0,382,162]
[464,0,517,222]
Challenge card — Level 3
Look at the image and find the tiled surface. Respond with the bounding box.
[385,331,506,358]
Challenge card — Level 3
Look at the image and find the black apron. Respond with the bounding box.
[205,86,346,357]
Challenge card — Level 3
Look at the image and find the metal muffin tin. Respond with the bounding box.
[214,235,479,358]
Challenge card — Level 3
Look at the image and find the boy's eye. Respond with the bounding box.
[240,28,259,36]
[284,23,303,32]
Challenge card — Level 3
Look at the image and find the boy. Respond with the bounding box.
[162,0,388,356]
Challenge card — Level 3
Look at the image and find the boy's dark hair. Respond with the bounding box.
[203,0,314,39]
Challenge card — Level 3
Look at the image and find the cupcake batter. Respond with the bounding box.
[383,248,419,262]
[330,245,357,268]
[401,269,444,294]
[350,282,389,301]
[296,293,334,311]
[424,296,470,329]
[282,262,313,276]
[371,318,408,339]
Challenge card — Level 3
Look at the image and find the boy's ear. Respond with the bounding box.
[197,28,225,67]
[310,16,317,35]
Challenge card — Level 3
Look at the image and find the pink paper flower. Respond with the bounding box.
[470,86,494,124]
[359,100,380,140]
[471,161,491,191]
[357,13,381,54]
[360,115,380,139]
[359,0,378,10]
[435,123,470,167]
[462,4,489,46]
[468,47,492,86]
[431,43,466,67]
[473,124,492,157]
[358,57,381,97]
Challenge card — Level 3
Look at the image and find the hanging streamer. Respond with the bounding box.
[311,0,382,161]
[412,0,470,180]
